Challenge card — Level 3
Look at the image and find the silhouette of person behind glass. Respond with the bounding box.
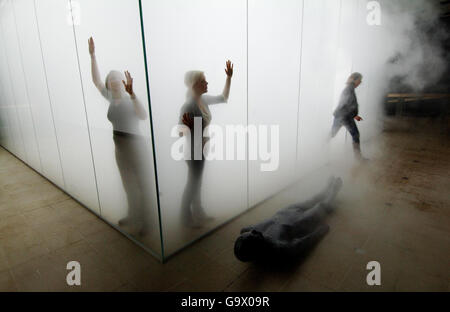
[88,37,153,237]
[179,61,233,228]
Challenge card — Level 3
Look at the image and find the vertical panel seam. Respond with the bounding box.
[0,9,27,162]
[33,0,67,189]
[11,0,44,173]
[68,0,102,215]
[138,0,164,262]
[246,0,249,210]
[295,0,305,163]
[334,0,344,147]
[0,19,27,161]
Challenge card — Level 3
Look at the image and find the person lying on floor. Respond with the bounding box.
[234,176,343,263]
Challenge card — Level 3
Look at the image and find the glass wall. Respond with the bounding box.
[34,0,100,212]
[71,0,161,255]
[141,0,248,257]
[0,0,387,261]
[296,0,342,175]
[13,0,65,188]
[0,0,41,173]
[0,4,27,161]
[248,0,303,206]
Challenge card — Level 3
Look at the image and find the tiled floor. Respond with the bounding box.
[0,116,449,291]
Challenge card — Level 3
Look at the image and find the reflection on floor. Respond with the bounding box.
[0,116,449,291]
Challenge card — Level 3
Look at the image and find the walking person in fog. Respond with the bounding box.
[330,72,368,161]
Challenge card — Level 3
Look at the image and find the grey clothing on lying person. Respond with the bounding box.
[234,177,342,262]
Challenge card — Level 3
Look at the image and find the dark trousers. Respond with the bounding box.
[331,117,360,143]
[113,132,153,227]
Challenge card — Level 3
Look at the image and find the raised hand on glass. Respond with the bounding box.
[122,70,134,96]
[225,60,233,78]
[88,37,95,55]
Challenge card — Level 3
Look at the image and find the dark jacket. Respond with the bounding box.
[333,84,358,119]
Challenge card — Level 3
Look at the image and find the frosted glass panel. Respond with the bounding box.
[72,0,161,255]
[34,0,99,212]
[0,104,9,148]
[0,61,13,151]
[1,0,41,172]
[248,0,303,206]
[0,83,8,147]
[12,0,64,187]
[0,37,12,151]
[297,0,341,175]
[0,21,26,160]
[142,0,247,256]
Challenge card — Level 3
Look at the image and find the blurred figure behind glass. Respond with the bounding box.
[88,36,153,237]
[179,61,233,228]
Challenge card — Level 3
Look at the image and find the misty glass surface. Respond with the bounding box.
[0,72,9,148]
[34,0,99,213]
[71,0,161,256]
[0,85,10,149]
[0,43,15,152]
[0,0,41,173]
[12,0,65,188]
[0,28,13,152]
[248,0,303,207]
[297,0,342,175]
[141,0,248,257]
[0,16,26,160]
